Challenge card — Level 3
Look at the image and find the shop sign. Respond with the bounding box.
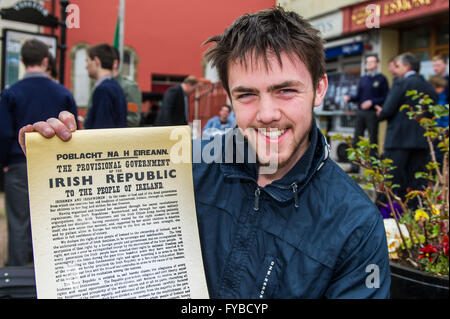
[344,0,449,33]
[0,0,59,28]
[310,11,343,40]
[325,42,363,59]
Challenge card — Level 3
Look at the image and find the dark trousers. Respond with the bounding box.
[351,110,379,172]
[4,163,33,266]
[382,148,430,205]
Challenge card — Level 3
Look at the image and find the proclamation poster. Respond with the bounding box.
[25,126,209,299]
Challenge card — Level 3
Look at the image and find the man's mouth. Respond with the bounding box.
[257,128,288,139]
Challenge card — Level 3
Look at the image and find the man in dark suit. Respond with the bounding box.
[154,76,198,126]
[375,53,438,202]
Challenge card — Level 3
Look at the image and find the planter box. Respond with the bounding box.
[390,261,449,299]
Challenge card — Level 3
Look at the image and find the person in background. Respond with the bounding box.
[428,74,448,165]
[343,54,389,173]
[432,54,449,105]
[154,76,198,126]
[375,53,438,203]
[388,56,399,85]
[0,39,77,266]
[46,53,58,82]
[202,104,234,138]
[112,48,142,127]
[84,43,127,129]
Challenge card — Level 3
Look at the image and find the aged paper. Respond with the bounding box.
[25,126,209,299]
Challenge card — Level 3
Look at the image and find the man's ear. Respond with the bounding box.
[313,74,328,107]
[94,56,102,68]
[41,57,49,70]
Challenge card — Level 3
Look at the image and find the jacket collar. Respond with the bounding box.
[220,121,329,203]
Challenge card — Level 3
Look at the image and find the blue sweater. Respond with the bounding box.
[84,79,127,129]
[350,73,389,110]
[0,76,78,167]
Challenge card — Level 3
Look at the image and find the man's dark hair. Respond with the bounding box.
[21,39,50,67]
[396,52,420,73]
[87,43,116,70]
[203,6,326,96]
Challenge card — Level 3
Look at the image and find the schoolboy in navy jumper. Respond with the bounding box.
[83,43,127,129]
[0,39,77,266]
[344,55,389,172]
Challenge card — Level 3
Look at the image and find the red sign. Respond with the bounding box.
[343,0,449,34]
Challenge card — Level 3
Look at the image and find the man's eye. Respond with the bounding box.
[237,93,255,100]
[279,89,297,95]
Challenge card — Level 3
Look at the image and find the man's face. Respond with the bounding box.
[388,61,398,77]
[228,52,327,170]
[86,56,98,79]
[184,84,197,95]
[395,60,410,78]
[365,56,378,72]
[433,59,447,76]
[219,106,230,122]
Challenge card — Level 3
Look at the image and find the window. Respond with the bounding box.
[70,44,91,108]
[119,47,138,81]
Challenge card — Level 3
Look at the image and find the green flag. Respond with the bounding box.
[113,16,120,50]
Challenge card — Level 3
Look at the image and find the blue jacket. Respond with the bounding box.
[0,74,77,167]
[350,73,389,110]
[202,116,234,138]
[193,123,391,298]
[84,78,127,129]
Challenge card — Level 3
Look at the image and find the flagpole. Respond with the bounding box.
[118,0,125,74]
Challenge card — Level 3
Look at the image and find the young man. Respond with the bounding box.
[19,8,390,298]
[84,43,127,129]
[432,54,448,104]
[154,76,199,126]
[375,53,438,202]
[344,55,389,173]
[0,39,77,266]
[202,104,234,138]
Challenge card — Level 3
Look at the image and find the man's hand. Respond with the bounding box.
[18,111,77,156]
[343,95,351,103]
[375,105,383,117]
[361,100,373,110]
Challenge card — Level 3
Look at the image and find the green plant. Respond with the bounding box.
[332,91,449,276]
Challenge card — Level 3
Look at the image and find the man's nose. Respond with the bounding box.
[256,94,281,124]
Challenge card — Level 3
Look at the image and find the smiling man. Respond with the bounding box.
[19,7,390,299]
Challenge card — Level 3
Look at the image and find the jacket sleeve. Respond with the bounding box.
[324,212,391,299]
[66,93,79,129]
[377,80,404,121]
[0,90,14,167]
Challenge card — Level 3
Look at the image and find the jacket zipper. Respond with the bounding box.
[290,183,299,208]
[254,187,261,211]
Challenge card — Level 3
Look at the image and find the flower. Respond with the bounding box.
[419,244,438,262]
[443,235,449,257]
[431,205,440,216]
[379,202,403,219]
[414,209,429,222]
